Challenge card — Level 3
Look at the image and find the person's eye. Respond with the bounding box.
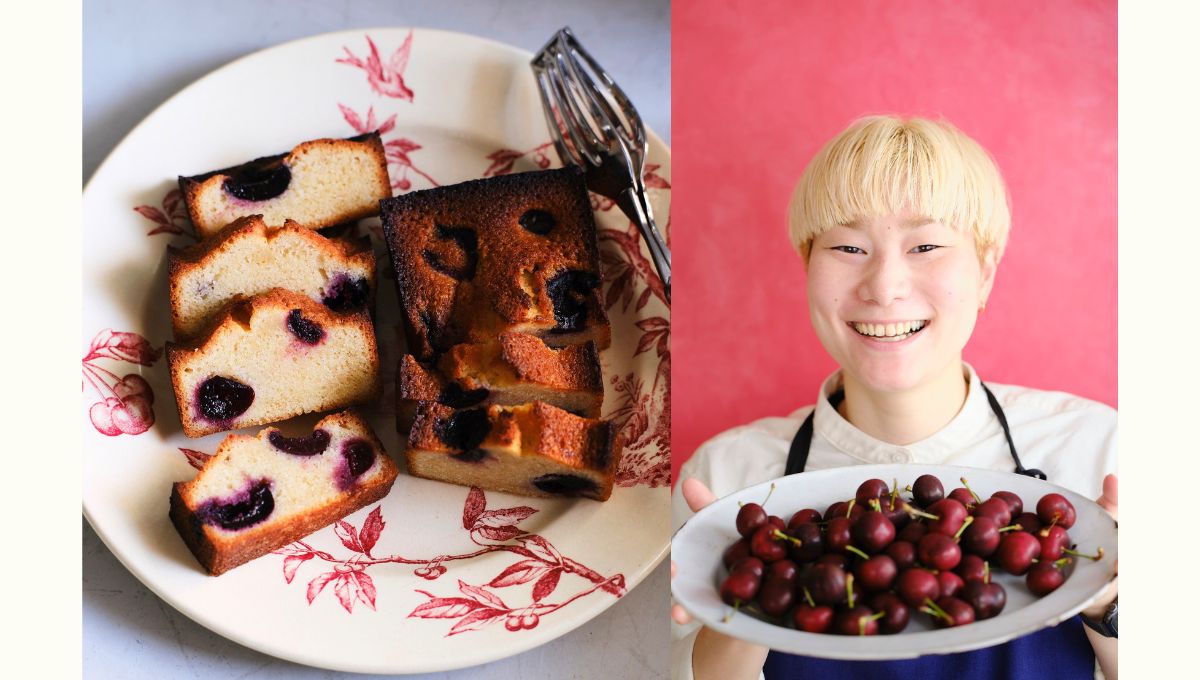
[909,244,941,254]
[831,246,865,254]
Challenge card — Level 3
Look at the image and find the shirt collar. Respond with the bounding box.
[812,363,996,464]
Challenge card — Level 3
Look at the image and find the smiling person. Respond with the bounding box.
[671,117,1118,680]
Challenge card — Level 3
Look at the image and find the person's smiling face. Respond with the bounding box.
[806,214,998,394]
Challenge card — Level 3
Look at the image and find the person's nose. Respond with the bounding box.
[857,251,911,306]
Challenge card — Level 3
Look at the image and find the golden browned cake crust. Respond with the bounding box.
[169,411,399,576]
[405,402,619,501]
[179,133,392,239]
[396,333,603,431]
[380,168,610,360]
[167,289,380,438]
[168,215,376,339]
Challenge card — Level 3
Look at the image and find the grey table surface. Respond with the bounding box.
[83,1,670,678]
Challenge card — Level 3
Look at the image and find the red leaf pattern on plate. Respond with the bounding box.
[482,142,554,177]
[462,487,486,529]
[359,507,385,557]
[135,188,194,239]
[353,571,377,610]
[307,571,338,605]
[83,330,159,437]
[448,608,506,635]
[532,568,562,602]
[179,448,212,471]
[474,506,538,528]
[475,525,524,542]
[283,553,313,584]
[488,560,551,588]
[410,597,481,619]
[336,32,415,101]
[277,493,625,633]
[643,163,672,189]
[338,103,397,135]
[459,580,508,610]
[338,103,439,192]
[334,520,363,553]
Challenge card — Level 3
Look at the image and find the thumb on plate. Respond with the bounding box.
[682,477,717,513]
[1096,473,1118,520]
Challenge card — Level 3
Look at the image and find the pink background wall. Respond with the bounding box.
[672,0,1116,478]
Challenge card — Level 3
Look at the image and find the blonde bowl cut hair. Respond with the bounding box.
[787,116,1011,262]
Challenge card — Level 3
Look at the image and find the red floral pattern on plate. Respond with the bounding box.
[339,103,439,192]
[83,330,160,436]
[267,488,625,627]
[337,32,415,102]
[135,188,195,240]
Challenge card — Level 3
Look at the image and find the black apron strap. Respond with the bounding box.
[784,388,843,475]
[784,382,1046,480]
[980,382,1047,480]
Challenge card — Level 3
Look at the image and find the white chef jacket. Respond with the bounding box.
[670,364,1117,680]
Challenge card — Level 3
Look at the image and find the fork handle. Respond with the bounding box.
[617,188,671,303]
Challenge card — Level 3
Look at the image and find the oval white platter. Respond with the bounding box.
[671,463,1117,659]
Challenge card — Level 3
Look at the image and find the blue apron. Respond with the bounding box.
[765,384,1096,679]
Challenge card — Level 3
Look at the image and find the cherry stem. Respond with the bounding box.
[1064,546,1104,561]
[905,505,939,521]
[846,573,856,609]
[859,611,885,635]
[921,597,952,624]
[984,561,991,584]
[891,478,900,505]
[772,529,802,546]
[763,483,776,506]
[869,498,882,512]
[954,515,975,541]
[845,545,870,561]
[845,499,856,518]
[959,477,982,504]
[723,600,741,623]
[803,587,815,608]
[999,524,1022,533]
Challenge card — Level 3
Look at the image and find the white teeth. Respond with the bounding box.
[852,320,927,338]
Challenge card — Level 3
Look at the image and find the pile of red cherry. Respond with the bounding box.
[719,475,1103,635]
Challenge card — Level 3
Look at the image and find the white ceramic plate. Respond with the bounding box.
[671,464,1117,659]
[82,28,671,674]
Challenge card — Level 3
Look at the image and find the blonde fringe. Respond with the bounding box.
[788,116,1010,261]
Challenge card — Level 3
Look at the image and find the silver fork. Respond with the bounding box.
[532,27,671,302]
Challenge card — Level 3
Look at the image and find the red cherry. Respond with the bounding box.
[896,568,939,608]
[792,604,834,633]
[1026,558,1072,596]
[1038,525,1071,560]
[991,490,1024,517]
[995,532,1042,575]
[1036,493,1077,529]
[937,570,964,599]
[868,592,910,634]
[961,580,1007,619]
[917,532,962,571]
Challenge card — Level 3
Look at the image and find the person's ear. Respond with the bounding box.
[978,245,1000,310]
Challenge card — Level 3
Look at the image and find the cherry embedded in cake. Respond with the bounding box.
[178,133,392,240]
[396,332,603,432]
[380,167,611,360]
[167,288,380,438]
[406,401,620,501]
[169,411,398,576]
